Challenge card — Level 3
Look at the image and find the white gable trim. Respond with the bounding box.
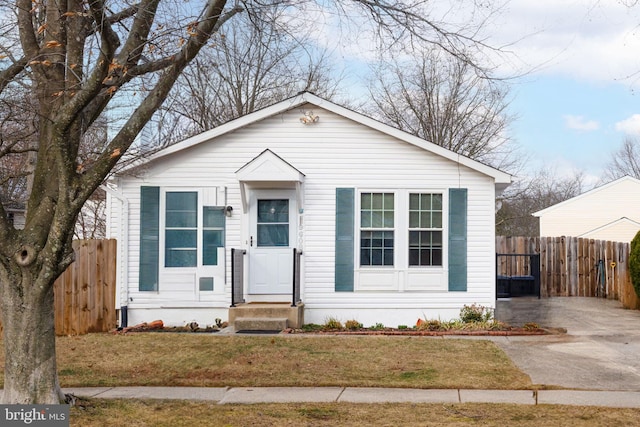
[533,176,640,217]
[236,149,305,213]
[578,216,640,238]
[122,92,511,188]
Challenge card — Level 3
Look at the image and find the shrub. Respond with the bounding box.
[630,230,640,298]
[344,319,363,330]
[460,304,493,323]
[416,319,443,331]
[370,322,386,330]
[323,317,343,330]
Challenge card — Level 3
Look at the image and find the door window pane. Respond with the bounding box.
[257,199,289,247]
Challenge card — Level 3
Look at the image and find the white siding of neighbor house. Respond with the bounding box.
[107,103,500,327]
[536,176,640,243]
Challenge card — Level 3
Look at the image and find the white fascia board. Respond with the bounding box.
[532,176,640,217]
[118,91,512,187]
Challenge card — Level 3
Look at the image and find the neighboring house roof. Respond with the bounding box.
[579,216,640,239]
[121,92,511,191]
[532,176,640,217]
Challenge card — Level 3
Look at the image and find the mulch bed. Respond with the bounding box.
[282,327,566,336]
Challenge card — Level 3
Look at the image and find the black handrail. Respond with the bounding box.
[230,248,246,307]
[292,248,302,307]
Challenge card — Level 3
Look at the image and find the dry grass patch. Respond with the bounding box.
[70,399,640,427]
[0,334,531,389]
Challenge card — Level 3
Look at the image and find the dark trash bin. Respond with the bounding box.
[496,275,511,298]
[509,275,535,297]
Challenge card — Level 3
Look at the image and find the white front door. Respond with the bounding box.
[248,189,297,294]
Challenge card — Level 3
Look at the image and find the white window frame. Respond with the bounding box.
[408,192,444,268]
[357,190,397,268]
[159,188,226,294]
[354,188,448,292]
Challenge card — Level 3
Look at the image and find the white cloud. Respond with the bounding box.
[486,1,640,84]
[615,114,640,135]
[564,115,600,131]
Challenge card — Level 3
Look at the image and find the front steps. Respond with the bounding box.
[229,302,304,332]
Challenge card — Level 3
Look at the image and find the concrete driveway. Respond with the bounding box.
[492,297,640,391]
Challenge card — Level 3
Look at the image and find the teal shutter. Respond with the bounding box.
[448,188,467,291]
[139,186,160,291]
[335,188,355,292]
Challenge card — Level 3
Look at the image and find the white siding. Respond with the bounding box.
[537,177,640,242]
[111,104,500,325]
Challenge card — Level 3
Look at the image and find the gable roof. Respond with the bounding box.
[532,176,640,217]
[579,216,640,239]
[126,92,511,190]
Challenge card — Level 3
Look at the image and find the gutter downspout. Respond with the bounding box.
[101,182,129,328]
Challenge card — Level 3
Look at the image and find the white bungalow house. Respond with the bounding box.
[105,92,511,330]
[533,176,640,243]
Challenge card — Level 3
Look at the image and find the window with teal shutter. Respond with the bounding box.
[335,188,355,291]
[140,186,159,291]
[448,188,467,291]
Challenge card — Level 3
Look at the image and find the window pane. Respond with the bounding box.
[166,229,196,248]
[203,230,223,265]
[408,229,442,266]
[258,200,288,223]
[372,193,383,209]
[166,192,197,210]
[166,192,197,227]
[409,211,419,228]
[258,224,289,246]
[361,211,372,228]
[384,211,394,228]
[383,193,394,209]
[166,249,196,267]
[410,193,420,210]
[360,193,394,266]
[432,249,443,265]
[361,193,372,209]
[420,194,431,210]
[432,212,442,228]
[409,249,419,265]
[360,248,370,265]
[360,230,393,266]
[199,277,214,291]
[420,212,431,228]
[371,211,382,228]
[432,194,443,210]
[204,207,225,228]
[384,249,394,265]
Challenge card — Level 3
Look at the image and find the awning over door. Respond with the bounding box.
[236,149,305,213]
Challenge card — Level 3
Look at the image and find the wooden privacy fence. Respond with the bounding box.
[0,239,117,336]
[496,236,640,310]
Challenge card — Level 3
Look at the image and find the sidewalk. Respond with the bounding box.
[61,386,640,408]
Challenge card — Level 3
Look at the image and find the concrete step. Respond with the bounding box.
[229,303,304,329]
[234,317,288,332]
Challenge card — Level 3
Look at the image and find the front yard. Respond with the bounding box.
[0,333,530,389]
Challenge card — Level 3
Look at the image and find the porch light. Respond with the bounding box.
[300,111,319,124]
[225,205,233,217]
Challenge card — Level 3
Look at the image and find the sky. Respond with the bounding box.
[489,1,640,184]
[316,1,640,186]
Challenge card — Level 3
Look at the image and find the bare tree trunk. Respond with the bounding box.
[0,266,63,404]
